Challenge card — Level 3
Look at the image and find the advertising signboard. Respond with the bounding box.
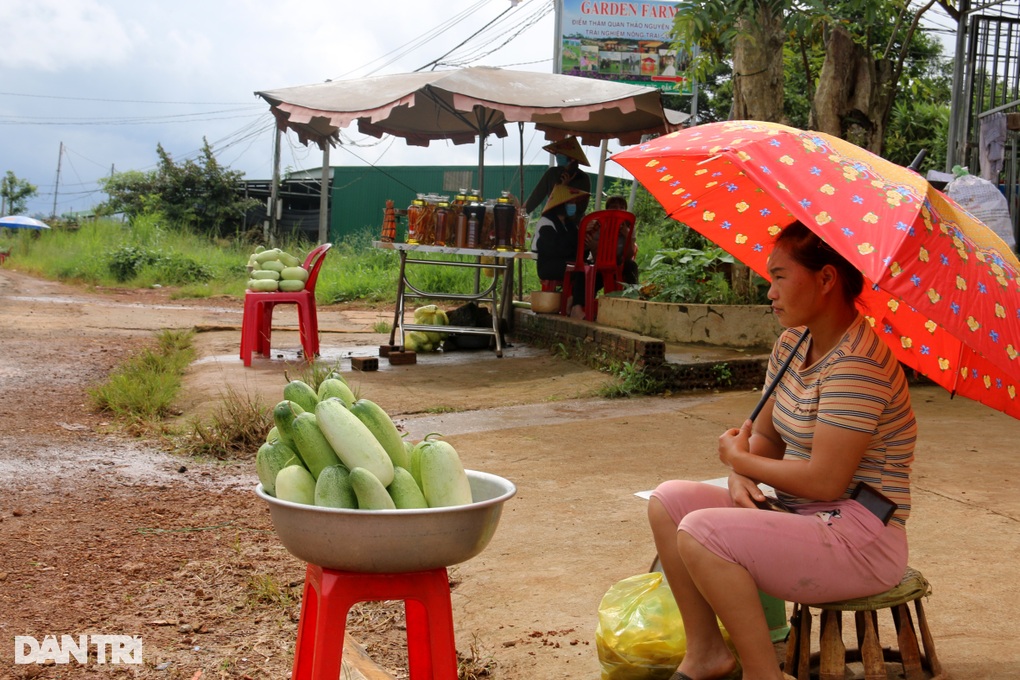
[555,0,693,95]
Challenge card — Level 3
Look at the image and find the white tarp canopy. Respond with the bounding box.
[255,66,686,149]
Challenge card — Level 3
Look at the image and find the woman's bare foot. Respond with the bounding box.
[672,650,738,679]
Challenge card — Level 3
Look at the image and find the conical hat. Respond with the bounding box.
[543,184,590,214]
[542,136,590,166]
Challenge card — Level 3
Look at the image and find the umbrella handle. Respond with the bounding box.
[908,149,927,172]
[748,331,809,422]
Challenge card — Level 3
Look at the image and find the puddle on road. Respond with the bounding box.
[397,393,718,440]
[0,436,252,492]
[2,294,241,316]
[195,342,549,367]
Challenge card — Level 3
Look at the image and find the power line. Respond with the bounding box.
[415,3,517,71]
[0,107,264,127]
[436,1,553,67]
[0,91,252,106]
[330,0,493,79]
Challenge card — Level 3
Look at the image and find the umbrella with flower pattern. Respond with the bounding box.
[613,120,1020,420]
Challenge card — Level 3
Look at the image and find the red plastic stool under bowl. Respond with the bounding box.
[292,564,458,680]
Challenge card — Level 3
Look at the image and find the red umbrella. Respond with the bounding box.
[613,120,1020,420]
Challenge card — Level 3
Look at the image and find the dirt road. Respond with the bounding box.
[0,267,1017,679]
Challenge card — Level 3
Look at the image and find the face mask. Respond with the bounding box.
[565,204,577,217]
[556,154,570,167]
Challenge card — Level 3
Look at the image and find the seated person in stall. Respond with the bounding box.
[524,136,593,228]
[530,184,590,301]
[583,194,639,285]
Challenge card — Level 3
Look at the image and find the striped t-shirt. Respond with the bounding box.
[767,315,917,528]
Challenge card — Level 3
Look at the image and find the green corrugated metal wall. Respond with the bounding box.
[328,164,571,242]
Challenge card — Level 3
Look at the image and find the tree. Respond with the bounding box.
[672,0,957,154]
[1,171,38,216]
[99,138,259,237]
[809,0,952,153]
[673,0,792,123]
[98,169,160,219]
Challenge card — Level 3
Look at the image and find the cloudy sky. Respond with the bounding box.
[0,0,572,216]
[2,0,961,218]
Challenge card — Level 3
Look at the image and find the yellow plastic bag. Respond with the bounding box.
[595,572,686,680]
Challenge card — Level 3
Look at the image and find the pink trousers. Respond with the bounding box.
[651,480,908,604]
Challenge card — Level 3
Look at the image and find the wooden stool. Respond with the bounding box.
[292,564,458,680]
[785,567,944,680]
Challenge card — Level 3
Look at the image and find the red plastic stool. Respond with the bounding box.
[292,564,459,680]
[239,243,331,366]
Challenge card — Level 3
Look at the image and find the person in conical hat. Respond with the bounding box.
[524,136,593,222]
[542,136,591,167]
[542,184,590,216]
[530,184,589,289]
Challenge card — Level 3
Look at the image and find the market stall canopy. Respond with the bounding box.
[254,66,686,149]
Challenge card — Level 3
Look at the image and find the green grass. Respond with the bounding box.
[3,215,686,307]
[178,386,272,460]
[597,360,667,398]
[3,219,563,303]
[88,329,196,426]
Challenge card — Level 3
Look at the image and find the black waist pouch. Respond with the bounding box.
[851,482,897,525]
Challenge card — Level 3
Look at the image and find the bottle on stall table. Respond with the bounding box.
[419,194,440,245]
[450,190,467,248]
[493,192,515,251]
[406,195,426,244]
[464,192,486,249]
[513,209,528,251]
[455,212,468,248]
[434,201,451,246]
[466,214,480,248]
[481,200,497,249]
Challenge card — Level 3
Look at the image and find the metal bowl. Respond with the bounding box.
[530,290,561,314]
[256,470,516,573]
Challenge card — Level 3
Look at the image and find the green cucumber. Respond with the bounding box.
[278,279,305,292]
[254,248,281,263]
[408,440,424,489]
[278,251,301,268]
[275,465,316,505]
[290,412,342,479]
[260,259,286,272]
[247,279,278,292]
[418,437,473,507]
[283,379,319,413]
[388,466,428,509]
[350,398,410,469]
[315,464,357,508]
[256,440,301,496]
[251,269,281,280]
[315,398,394,486]
[280,266,309,281]
[272,400,305,451]
[318,379,355,407]
[349,467,396,510]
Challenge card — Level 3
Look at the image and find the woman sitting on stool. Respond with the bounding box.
[531,184,590,314]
